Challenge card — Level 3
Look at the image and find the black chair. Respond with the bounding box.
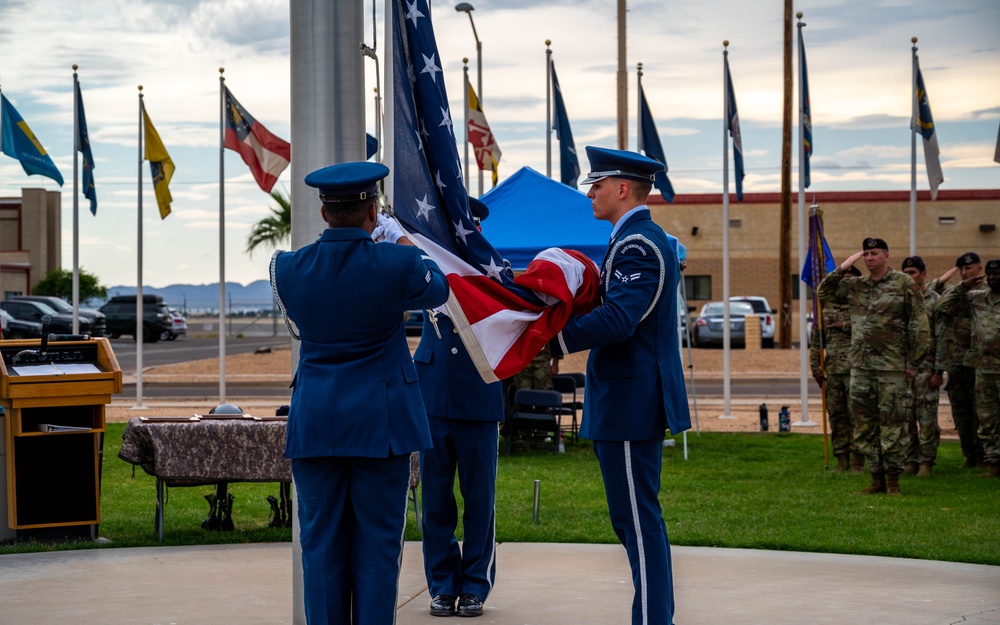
[506,389,564,455]
[551,374,580,442]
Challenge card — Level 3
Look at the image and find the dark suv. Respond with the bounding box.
[1,299,93,336]
[9,295,106,337]
[99,294,173,343]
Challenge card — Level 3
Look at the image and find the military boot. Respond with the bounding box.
[851,453,865,474]
[885,472,902,496]
[834,454,851,472]
[902,462,918,476]
[916,463,933,477]
[986,463,1000,478]
[861,472,886,495]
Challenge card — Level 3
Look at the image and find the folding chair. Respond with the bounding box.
[551,374,580,442]
[505,389,563,455]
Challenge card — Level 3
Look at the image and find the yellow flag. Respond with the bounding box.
[143,108,174,219]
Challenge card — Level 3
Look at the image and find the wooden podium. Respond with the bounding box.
[0,338,122,539]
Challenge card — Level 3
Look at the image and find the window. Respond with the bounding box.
[684,275,712,300]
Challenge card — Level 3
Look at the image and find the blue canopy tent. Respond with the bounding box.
[480,166,685,270]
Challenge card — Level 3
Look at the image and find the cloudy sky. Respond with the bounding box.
[0,0,997,290]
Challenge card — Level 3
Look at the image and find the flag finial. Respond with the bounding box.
[138,84,143,92]
[72,64,78,71]
[219,67,225,75]
[463,57,469,65]
[723,39,729,48]
[796,11,803,19]
[545,39,551,48]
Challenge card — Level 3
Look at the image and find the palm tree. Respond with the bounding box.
[246,190,291,256]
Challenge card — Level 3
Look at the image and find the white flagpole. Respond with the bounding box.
[219,69,227,404]
[636,63,643,152]
[72,66,80,334]
[720,41,734,420]
[463,60,470,192]
[795,15,816,427]
[910,37,918,257]
[546,40,552,179]
[134,87,145,409]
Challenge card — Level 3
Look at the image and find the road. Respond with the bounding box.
[110,336,291,375]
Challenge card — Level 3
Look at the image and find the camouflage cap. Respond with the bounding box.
[862,237,888,252]
[955,252,981,267]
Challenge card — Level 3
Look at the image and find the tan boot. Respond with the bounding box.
[885,473,902,496]
[902,462,918,476]
[861,473,886,495]
[916,463,933,477]
[851,453,865,474]
[834,454,851,472]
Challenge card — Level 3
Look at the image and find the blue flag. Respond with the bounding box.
[550,63,580,188]
[366,133,378,160]
[637,82,675,202]
[1,93,64,186]
[801,209,835,290]
[724,56,744,201]
[914,59,943,200]
[76,81,97,214]
[798,26,812,189]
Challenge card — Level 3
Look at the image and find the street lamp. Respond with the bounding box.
[455,2,483,196]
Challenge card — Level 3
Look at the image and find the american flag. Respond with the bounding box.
[389,0,599,382]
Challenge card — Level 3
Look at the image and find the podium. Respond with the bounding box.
[0,338,122,541]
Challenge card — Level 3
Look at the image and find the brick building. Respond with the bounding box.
[0,188,62,298]
[648,188,1000,344]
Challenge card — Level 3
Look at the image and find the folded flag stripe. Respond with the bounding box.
[1,93,64,186]
[391,0,598,383]
[224,87,291,193]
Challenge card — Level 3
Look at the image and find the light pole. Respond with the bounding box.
[455,2,483,196]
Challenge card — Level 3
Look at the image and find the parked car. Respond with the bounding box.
[99,294,173,343]
[163,308,187,340]
[730,296,776,348]
[9,295,106,337]
[0,309,43,339]
[692,301,756,348]
[0,299,93,336]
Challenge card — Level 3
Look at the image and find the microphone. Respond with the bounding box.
[39,315,51,357]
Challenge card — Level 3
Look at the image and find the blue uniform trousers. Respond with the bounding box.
[594,438,675,625]
[420,417,498,601]
[293,454,410,625]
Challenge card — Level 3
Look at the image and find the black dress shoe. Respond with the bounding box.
[456,594,483,617]
[430,594,457,617]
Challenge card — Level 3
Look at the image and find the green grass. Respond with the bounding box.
[3,425,997,565]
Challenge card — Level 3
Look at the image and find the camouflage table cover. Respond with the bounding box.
[118,417,292,486]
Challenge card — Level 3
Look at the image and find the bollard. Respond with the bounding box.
[759,403,769,431]
[532,480,540,524]
[779,405,791,432]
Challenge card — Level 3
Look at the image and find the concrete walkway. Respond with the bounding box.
[1,541,997,625]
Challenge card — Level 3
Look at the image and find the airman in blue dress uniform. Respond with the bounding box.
[551,147,691,625]
[270,161,449,625]
[412,198,502,618]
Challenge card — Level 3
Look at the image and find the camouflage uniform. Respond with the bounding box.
[943,283,1000,465]
[514,344,555,392]
[809,298,854,458]
[936,284,985,465]
[906,286,941,466]
[817,267,929,475]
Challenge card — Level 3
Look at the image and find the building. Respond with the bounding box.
[649,188,1000,344]
[0,188,62,298]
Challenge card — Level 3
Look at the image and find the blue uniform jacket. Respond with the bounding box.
[553,209,691,440]
[272,228,450,458]
[412,313,504,422]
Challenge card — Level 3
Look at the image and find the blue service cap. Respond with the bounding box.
[469,197,489,222]
[582,146,664,185]
[305,162,389,203]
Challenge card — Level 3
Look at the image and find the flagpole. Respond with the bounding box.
[463,59,470,192]
[720,41,733,420]
[135,86,145,410]
[545,40,552,179]
[636,63,643,152]
[795,14,816,427]
[219,68,227,404]
[910,37,918,257]
[72,65,80,334]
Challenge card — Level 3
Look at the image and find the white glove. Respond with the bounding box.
[372,214,405,243]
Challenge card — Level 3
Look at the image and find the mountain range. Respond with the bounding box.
[102,280,275,313]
